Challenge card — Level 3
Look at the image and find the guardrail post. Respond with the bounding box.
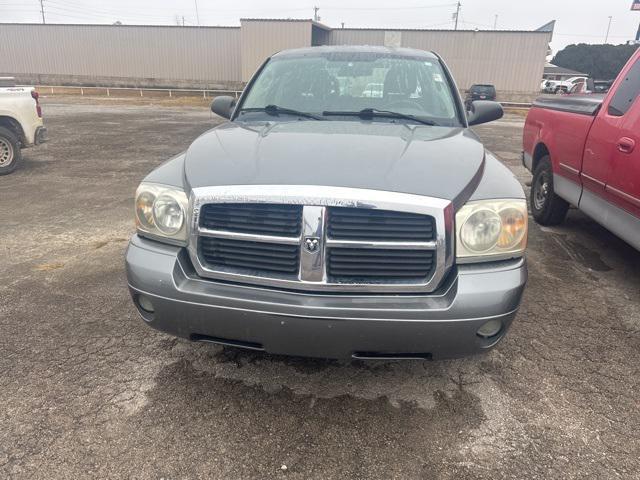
[169,90,172,98]
[140,89,143,97]
[107,88,110,97]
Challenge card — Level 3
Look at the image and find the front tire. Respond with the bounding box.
[531,156,569,226]
[0,126,22,175]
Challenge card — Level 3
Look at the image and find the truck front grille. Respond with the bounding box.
[200,203,302,236]
[327,207,435,241]
[327,248,435,280]
[200,237,300,274]
[190,186,452,293]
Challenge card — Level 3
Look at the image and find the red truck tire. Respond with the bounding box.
[531,156,569,225]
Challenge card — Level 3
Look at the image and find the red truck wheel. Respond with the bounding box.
[531,156,569,225]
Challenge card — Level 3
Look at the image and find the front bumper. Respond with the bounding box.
[125,235,527,360]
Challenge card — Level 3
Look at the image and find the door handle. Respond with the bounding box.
[617,137,635,154]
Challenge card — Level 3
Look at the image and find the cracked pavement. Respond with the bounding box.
[0,99,638,479]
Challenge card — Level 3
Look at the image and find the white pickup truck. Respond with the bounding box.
[541,76,589,94]
[0,77,48,175]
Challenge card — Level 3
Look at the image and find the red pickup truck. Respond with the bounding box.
[523,48,640,250]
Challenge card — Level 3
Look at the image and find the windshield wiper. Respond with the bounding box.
[322,108,438,126]
[238,104,325,121]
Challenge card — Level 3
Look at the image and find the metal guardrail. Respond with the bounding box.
[29,84,243,99]
[23,84,533,108]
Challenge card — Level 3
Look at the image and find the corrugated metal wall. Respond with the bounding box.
[0,23,242,84]
[329,29,387,46]
[0,22,551,95]
[240,20,312,81]
[328,29,552,93]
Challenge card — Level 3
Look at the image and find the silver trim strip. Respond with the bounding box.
[198,228,301,245]
[188,185,454,293]
[325,239,437,250]
[606,185,640,208]
[580,172,605,188]
[559,162,580,175]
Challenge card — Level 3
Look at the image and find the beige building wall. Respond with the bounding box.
[240,20,312,81]
[328,29,552,95]
[0,22,552,97]
[0,23,242,87]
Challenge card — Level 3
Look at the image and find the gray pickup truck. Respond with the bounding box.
[126,46,528,360]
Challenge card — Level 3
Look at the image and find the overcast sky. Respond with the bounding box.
[1,0,639,54]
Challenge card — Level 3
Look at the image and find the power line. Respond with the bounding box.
[322,3,456,11]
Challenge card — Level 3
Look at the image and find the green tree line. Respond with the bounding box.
[552,43,639,80]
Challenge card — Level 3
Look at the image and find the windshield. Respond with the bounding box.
[239,52,461,126]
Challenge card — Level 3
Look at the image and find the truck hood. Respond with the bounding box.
[183,120,485,206]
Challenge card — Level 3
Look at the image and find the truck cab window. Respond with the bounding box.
[608,59,640,116]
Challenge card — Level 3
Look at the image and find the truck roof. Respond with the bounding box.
[272,45,439,60]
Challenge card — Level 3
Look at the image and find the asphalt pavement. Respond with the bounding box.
[0,99,638,479]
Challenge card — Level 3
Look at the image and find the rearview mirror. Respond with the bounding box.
[211,95,237,119]
[467,100,503,126]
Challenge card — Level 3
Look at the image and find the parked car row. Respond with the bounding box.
[541,77,614,95]
[541,76,588,94]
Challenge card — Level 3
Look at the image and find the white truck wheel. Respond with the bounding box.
[0,126,22,175]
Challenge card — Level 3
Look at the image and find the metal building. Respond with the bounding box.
[0,19,555,101]
[0,23,244,89]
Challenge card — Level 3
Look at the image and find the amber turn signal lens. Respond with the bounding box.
[497,207,526,249]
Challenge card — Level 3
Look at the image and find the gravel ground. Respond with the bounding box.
[1,99,638,479]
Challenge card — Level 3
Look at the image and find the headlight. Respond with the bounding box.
[135,183,188,245]
[456,199,527,262]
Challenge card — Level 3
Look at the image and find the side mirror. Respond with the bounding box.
[467,100,503,126]
[211,95,237,119]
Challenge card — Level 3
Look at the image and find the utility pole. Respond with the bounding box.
[182,16,185,27]
[314,6,320,22]
[454,2,461,30]
[493,14,498,30]
[39,0,46,24]
[194,0,200,26]
[605,15,612,43]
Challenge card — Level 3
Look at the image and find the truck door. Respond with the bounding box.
[602,58,640,218]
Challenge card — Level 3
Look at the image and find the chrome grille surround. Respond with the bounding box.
[188,185,454,293]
